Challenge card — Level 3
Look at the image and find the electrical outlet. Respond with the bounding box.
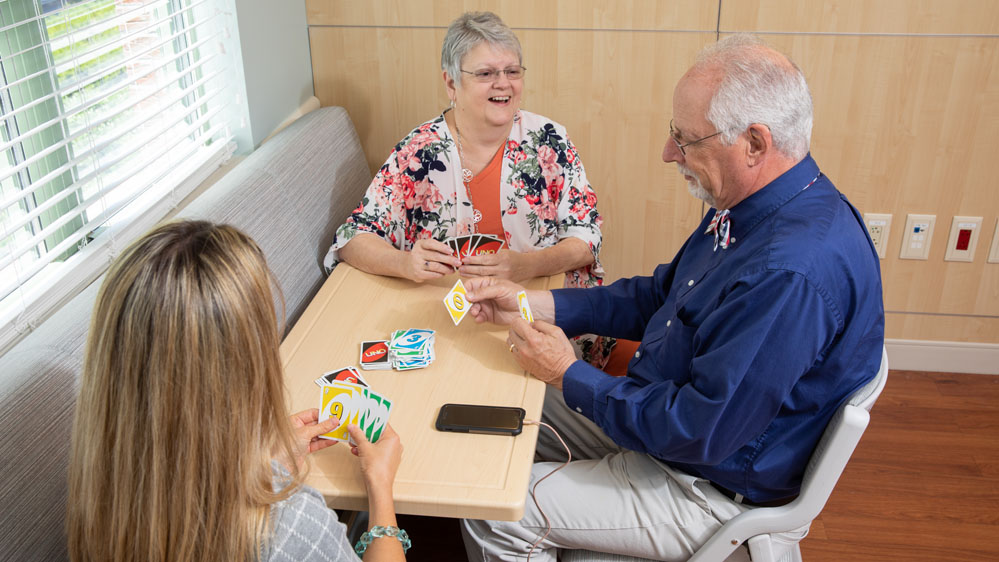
[863,213,892,259]
[899,214,935,260]
[944,216,983,262]
[988,218,999,264]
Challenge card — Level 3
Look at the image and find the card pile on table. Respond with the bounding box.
[315,366,392,443]
[445,234,505,260]
[387,328,436,370]
[358,340,392,370]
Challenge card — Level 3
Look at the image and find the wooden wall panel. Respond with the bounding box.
[754,34,999,324]
[886,314,999,343]
[721,0,999,35]
[308,0,999,344]
[306,0,718,31]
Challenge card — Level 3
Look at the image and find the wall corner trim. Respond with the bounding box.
[885,339,999,375]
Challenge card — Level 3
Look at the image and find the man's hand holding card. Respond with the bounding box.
[463,278,555,326]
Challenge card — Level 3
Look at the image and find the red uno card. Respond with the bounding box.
[469,237,504,256]
[360,340,390,369]
[315,366,369,387]
[454,235,478,258]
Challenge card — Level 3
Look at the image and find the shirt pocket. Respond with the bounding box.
[644,311,698,386]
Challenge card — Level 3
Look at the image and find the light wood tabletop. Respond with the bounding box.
[281,264,562,521]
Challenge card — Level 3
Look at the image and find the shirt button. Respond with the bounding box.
[667,320,672,327]
[687,279,694,286]
[634,350,641,359]
[575,406,583,413]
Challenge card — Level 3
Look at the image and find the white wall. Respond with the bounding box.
[231,0,315,153]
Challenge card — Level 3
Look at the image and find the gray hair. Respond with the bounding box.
[697,34,813,160]
[441,12,522,86]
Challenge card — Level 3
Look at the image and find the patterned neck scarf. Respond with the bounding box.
[705,209,732,251]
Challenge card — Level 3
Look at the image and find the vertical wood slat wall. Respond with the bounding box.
[306,0,999,345]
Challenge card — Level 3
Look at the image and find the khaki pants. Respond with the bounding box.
[461,386,752,562]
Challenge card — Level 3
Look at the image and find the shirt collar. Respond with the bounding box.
[721,153,821,240]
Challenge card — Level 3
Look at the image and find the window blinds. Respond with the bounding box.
[0,0,238,352]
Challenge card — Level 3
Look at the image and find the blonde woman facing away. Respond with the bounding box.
[67,220,407,562]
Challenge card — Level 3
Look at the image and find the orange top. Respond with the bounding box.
[466,144,505,238]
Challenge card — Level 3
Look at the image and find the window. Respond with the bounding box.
[0,0,237,352]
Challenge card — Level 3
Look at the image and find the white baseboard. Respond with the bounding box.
[886,339,999,375]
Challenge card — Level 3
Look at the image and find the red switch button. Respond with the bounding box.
[956,229,972,251]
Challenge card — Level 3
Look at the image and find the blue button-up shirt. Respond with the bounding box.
[553,155,884,502]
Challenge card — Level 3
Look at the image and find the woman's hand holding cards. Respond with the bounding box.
[348,424,403,492]
[282,408,340,470]
[459,249,533,282]
[404,239,461,282]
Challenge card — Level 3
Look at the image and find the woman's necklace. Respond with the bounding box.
[453,120,483,228]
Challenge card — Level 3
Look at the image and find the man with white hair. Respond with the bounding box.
[461,34,884,561]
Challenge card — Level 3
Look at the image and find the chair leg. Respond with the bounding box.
[747,535,776,562]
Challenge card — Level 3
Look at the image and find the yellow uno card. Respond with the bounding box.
[517,290,534,322]
[443,278,470,326]
[318,381,364,441]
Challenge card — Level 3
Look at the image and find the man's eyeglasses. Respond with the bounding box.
[460,66,526,83]
[669,119,723,156]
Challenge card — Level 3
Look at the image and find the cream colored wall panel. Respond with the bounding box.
[306,0,718,31]
[721,0,999,35]
[886,313,999,344]
[754,34,999,318]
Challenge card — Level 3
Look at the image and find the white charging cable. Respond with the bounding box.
[522,419,572,562]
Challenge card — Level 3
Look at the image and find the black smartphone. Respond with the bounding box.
[435,403,526,436]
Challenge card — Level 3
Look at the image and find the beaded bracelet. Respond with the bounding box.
[354,525,411,556]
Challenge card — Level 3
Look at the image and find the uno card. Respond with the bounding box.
[446,237,461,257]
[517,290,534,323]
[443,278,470,325]
[318,381,365,441]
[469,235,505,257]
[315,366,368,387]
[391,328,435,351]
[359,340,390,370]
[358,388,392,443]
[454,235,478,258]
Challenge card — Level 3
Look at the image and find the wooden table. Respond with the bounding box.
[281,264,561,521]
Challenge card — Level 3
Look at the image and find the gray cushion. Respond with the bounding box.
[178,106,371,329]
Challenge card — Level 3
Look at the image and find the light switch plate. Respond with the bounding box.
[943,216,983,262]
[863,213,892,259]
[899,214,935,260]
[988,218,999,264]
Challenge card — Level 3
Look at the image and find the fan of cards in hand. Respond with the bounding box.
[445,233,505,261]
[315,366,391,443]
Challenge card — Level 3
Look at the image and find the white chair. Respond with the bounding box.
[561,346,890,562]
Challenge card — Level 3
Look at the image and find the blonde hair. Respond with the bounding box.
[67,220,300,562]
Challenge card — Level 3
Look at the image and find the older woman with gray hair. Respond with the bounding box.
[327,11,611,366]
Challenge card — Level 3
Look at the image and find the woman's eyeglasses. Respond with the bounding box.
[460,66,526,82]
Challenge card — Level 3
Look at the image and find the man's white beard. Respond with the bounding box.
[678,165,716,207]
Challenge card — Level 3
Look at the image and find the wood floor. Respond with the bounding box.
[398,369,999,561]
[801,369,999,561]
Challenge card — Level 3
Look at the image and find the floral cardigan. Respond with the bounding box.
[325,109,611,364]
